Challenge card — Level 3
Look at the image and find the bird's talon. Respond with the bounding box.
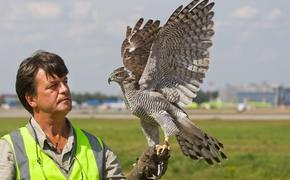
[155,143,169,156]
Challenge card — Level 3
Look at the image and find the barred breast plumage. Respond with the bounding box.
[109,0,227,165]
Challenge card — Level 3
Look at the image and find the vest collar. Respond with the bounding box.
[26,117,75,155]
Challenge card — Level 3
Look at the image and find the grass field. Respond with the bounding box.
[1,117,290,179]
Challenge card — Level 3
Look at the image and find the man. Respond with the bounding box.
[0,51,169,180]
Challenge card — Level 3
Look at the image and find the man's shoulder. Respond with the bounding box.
[73,126,105,150]
[0,137,14,154]
[0,137,16,180]
[0,126,29,153]
[1,127,24,143]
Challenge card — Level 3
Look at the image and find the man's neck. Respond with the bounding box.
[33,113,69,137]
[33,113,70,153]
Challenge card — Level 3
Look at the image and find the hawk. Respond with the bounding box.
[108,0,227,165]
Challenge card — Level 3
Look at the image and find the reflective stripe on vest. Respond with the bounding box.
[3,127,104,180]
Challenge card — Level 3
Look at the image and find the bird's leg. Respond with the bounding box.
[155,136,170,156]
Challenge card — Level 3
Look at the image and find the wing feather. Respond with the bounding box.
[139,0,215,105]
[121,18,161,79]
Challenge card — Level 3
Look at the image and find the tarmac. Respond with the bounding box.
[1,108,290,121]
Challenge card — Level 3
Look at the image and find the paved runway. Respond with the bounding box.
[67,112,290,120]
[1,108,290,120]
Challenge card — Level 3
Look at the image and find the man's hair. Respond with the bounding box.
[15,50,69,114]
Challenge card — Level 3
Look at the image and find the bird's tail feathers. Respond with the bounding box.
[175,118,227,164]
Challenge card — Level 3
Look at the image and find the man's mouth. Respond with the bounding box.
[58,97,71,103]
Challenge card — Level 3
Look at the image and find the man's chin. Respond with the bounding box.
[57,105,72,115]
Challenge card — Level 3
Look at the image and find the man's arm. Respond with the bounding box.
[103,145,126,179]
[0,138,16,180]
[127,146,170,180]
[104,144,170,180]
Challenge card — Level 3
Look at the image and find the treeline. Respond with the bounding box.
[0,97,4,105]
[71,90,218,104]
[71,92,120,104]
[194,90,219,104]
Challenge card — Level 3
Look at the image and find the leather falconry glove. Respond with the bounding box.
[127,146,170,180]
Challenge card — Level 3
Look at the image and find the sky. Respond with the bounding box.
[0,0,289,95]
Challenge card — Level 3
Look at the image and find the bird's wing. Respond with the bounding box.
[139,0,215,105]
[121,18,161,80]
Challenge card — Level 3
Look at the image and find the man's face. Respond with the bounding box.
[31,68,72,116]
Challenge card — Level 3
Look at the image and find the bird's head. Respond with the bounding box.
[108,67,136,84]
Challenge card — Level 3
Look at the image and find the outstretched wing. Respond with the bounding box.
[139,0,215,105]
[121,18,161,80]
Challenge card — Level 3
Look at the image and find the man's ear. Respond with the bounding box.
[25,94,37,108]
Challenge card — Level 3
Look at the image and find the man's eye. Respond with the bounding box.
[49,83,58,89]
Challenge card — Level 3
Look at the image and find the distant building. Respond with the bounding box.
[220,83,290,106]
[0,94,20,108]
[277,86,290,106]
[81,98,122,107]
[237,92,276,104]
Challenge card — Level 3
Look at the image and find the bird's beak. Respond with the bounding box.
[108,77,112,84]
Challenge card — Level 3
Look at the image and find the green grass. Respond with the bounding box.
[1,118,290,179]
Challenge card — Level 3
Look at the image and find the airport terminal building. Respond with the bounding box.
[219,83,290,106]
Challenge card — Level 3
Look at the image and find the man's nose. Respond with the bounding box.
[59,82,69,93]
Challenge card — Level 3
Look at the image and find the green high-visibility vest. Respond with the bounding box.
[3,126,104,180]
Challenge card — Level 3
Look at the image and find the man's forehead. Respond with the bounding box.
[47,75,67,82]
[36,68,67,82]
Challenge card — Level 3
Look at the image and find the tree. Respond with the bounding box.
[0,96,4,105]
[193,90,219,104]
[193,91,209,104]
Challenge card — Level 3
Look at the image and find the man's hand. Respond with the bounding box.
[127,145,170,180]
